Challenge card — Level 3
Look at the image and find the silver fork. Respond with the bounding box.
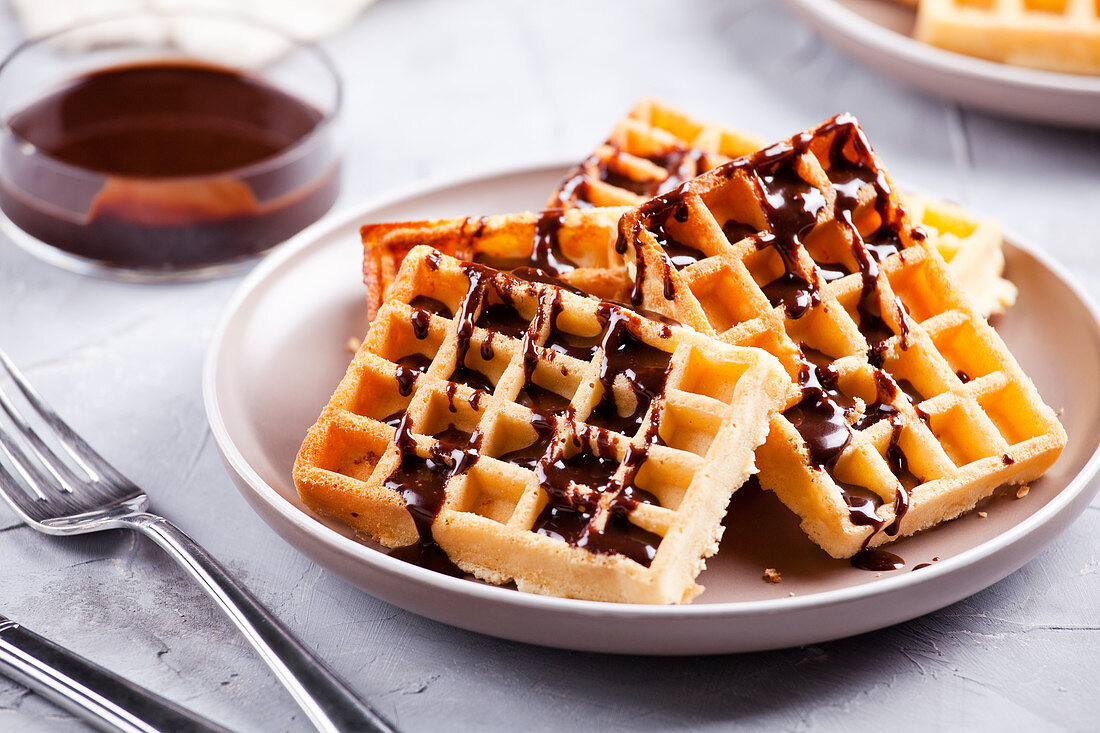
[0,349,395,733]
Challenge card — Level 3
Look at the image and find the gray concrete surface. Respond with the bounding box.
[0,0,1096,730]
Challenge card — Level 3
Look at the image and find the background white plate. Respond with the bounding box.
[203,162,1100,654]
[782,0,1100,129]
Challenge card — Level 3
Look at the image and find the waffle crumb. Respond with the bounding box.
[978,511,988,518]
[1016,485,1031,499]
[345,337,362,354]
[763,568,782,584]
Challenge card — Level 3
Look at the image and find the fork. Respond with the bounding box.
[0,349,396,733]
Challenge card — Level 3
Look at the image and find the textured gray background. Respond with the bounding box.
[0,0,1097,730]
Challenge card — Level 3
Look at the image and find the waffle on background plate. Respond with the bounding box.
[295,247,789,603]
[308,106,1064,602]
[548,99,1016,317]
[615,113,1065,559]
[914,0,1100,76]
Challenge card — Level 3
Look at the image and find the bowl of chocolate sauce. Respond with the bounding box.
[0,13,342,281]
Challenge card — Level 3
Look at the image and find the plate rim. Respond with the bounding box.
[202,158,1100,621]
[782,0,1100,95]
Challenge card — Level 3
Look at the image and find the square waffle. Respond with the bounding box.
[295,246,790,603]
[548,99,1016,316]
[361,207,629,322]
[915,0,1100,76]
[615,113,1066,560]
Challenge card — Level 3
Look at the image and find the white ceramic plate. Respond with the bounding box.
[782,0,1100,129]
[203,161,1100,655]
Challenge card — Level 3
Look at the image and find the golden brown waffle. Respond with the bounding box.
[615,113,1066,561]
[915,0,1100,76]
[903,194,1015,316]
[361,207,629,322]
[548,99,1016,316]
[549,98,765,210]
[296,246,790,603]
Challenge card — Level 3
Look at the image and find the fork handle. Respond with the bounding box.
[0,615,225,733]
[122,513,395,733]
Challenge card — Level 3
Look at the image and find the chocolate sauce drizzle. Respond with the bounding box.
[409,295,452,318]
[586,304,672,436]
[472,210,579,281]
[384,414,465,576]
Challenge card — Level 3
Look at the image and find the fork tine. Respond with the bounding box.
[0,460,47,522]
[0,350,135,489]
[0,426,52,502]
[0,387,85,493]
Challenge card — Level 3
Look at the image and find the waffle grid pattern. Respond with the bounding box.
[617,115,1065,558]
[296,246,788,603]
[915,0,1100,75]
[547,99,1016,316]
[361,207,629,322]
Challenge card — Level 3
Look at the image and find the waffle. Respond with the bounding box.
[548,99,1016,316]
[915,0,1100,76]
[615,113,1066,560]
[361,207,629,322]
[903,193,1015,317]
[295,246,790,603]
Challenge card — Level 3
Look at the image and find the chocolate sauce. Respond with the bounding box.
[540,450,620,494]
[448,364,495,394]
[394,364,418,397]
[480,333,495,362]
[396,353,433,374]
[762,271,818,317]
[517,383,572,415]
[381,410,407,429]
[850,548,905,572]
[498,415,558,470]
[896,379,924,405]
[664,240,708,270]
[411,309,432,340]
[600,166,656,197]
[476,302,528,339]
[531,210,578,276]
[0,62,338,270]
[857,296,894,346]
[587,305,672,435]
[649,147,708,196]
[816,261,852,283]
[544,325,602,362]
[853,370,900,430]
[722,219,758,244]
[784,354,853,469]
[433,424,472,446]
[409,296,452,318]
[532,436,661,568]
[509,266,586,296]
[384,415,464,577]
[840,481,907,572]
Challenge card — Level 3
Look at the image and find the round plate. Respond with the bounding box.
[782,0,1100,129]
[203,161,1100,655]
